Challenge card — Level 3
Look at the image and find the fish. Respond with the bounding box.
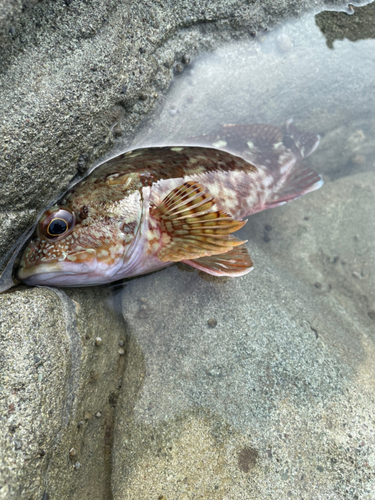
[16,120,322,287]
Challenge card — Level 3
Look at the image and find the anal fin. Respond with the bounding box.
[151,181,247,263]
[266,163,323,209]
[183,244,253,277]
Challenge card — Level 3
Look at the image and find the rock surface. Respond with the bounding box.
[0,287,127,500]
[112,170,375,499]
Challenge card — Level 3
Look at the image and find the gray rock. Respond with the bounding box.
[0,286,127,499]
[111,170,375,499]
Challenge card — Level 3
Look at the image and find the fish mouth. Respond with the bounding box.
[17,249,98,285]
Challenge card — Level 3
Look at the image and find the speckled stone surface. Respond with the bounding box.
[112,170,375,499]
[0,287,127,500]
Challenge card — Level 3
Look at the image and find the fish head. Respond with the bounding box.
[17,184,145,287]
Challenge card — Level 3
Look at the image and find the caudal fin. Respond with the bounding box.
[266,163,323,209]
[282,118,320,161]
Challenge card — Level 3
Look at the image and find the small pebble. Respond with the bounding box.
[168,106,178,117]
[95,337,102,346]
[208,318,218,328]
[277,33,293,52]
[346,4,355,13]
[77,154,88,174]
[352,271,361,279]
[181,54,191,65]
[118,348,125,356]
[74,462,81,470]
[174,63,184,74]
[69,448,77,458]
[96,412,102,418]
[84,411,91,420]
[14,440,22,450]
[118,340,125,347]
[352,154,365,165]
[77,421,84,428]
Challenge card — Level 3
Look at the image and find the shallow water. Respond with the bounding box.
[105,3,375,498]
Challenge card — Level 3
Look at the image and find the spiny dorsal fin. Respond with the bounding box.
[266,163,323,209]
[183,244,253,277]
[151,181,247,263]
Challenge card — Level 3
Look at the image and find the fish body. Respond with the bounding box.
[17,121,322,287]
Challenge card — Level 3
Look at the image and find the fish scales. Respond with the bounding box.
[16,122,323,286]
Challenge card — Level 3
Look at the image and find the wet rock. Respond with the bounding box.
[0,287,127,499]
[111,171,375,498]
[316,2,375,49]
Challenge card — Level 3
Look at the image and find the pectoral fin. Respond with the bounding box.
[183,244,253,277]
[151,181,247,262]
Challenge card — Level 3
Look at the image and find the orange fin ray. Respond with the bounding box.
[151,181,247,263]
[183,244,253,277]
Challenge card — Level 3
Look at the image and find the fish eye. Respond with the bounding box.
[40,208,76,241]
[47,218,68,236]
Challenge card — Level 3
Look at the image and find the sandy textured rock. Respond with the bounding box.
[0,286,127,500]
[112,170,375,499]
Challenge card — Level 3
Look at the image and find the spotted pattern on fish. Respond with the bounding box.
[17,122,322,286]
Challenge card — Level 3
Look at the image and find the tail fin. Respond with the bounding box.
[265,163,323,209]
[282,118,320,161]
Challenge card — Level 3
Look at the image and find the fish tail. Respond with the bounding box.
[282,118,320,161]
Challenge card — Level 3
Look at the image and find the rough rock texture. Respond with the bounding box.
[0,286,127,500]
[316,1,375,48]
[112,170,375,499]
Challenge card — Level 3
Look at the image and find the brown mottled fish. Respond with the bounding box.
[17,120,322,287]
